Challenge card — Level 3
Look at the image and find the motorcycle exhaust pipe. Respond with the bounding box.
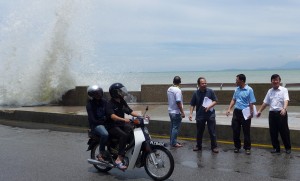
[87,159,114,168]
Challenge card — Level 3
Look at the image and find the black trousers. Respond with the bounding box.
[108,124,132,156]
[231,109,251,150]
[196,117,217,149]
[269,111,291,151]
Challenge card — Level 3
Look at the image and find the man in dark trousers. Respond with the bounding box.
[226,74,256,155]
[189,77,219,153]
[106,83,141,170]
[257,74,291,154]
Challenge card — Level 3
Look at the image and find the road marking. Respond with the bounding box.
[151,134,300,151]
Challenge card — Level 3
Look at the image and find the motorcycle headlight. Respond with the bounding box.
[133,119,140,125]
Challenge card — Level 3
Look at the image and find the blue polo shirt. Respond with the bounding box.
[233,85,256,110]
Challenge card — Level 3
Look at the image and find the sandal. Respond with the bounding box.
[173,143,183,148]
[96,154,105,162]
[115,161,127,171]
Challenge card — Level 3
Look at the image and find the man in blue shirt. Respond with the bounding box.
[226,74,256,155]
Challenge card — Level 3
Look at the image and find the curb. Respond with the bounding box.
[1,109,300,148]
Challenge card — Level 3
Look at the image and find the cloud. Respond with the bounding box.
[1,0,300,72]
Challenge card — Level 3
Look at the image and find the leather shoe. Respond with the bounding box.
[286,149,291,154]
[245,149,251,155]
[193,147,202,151]
[270,149,280,154]
[212,148,219,153]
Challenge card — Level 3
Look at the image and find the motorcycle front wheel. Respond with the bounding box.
[90,143,112,172]
[144,145,174,181]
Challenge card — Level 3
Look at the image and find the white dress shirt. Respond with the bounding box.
[263,86,289,111]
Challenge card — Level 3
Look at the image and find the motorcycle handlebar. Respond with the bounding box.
[130,116,149,126]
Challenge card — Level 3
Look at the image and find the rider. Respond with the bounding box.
[86,85,109,162]
[106,83,141,170]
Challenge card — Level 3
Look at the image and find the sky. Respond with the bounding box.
[1,0,300,73]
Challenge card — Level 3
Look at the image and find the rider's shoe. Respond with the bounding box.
[96,154,105,162]
[115,161,127,171]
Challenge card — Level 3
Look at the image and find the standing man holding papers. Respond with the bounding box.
[257,74,291,154]
[226,74,256,155]
[189,77,219,153]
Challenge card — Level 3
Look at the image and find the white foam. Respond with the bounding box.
[0,0,95,106]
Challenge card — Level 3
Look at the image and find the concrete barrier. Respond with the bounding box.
[1,110,299,147]
[61,84,300,106]
[0,110,88,127]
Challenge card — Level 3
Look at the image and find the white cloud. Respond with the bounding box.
[1,0,300,73]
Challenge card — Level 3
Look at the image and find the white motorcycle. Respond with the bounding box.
[87,107,174,181]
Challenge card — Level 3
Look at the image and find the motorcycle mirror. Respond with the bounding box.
[143,106,149,117]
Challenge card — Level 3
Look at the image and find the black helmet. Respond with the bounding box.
[87,85,103,100]
[109,83,128,98]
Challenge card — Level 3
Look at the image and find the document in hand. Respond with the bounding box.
[242,105,257,120]
[202,97,214,111]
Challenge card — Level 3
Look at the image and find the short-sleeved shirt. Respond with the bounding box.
[86,98,109,129]
[167,86,183,114]
[190,88,218,119]
[233,85,256,110]
[263,86,289,111]
[106,98,133,127]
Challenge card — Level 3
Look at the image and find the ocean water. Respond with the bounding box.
[75,69,300,91]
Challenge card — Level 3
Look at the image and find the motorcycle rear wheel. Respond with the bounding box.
[144,146,174,181]
[90,143,112,172]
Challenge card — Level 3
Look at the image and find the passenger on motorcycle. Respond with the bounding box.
[86,85,109,162]
[106,83,141,170]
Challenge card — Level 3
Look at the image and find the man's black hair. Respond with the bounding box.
[271,74,281,81]
[237,74,246,82]
[197,77,206,84]
[173,76,181,85]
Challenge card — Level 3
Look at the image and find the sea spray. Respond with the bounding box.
[0,0,94,106]
[35,0,76,104]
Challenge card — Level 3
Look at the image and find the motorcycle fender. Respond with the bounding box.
[86,138,98,151]
[126,128,145,170]
[140,144,165,167]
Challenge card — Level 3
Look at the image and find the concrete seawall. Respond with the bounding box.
[61,83,300,106]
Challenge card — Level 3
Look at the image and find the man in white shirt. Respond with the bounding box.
[257,74,291,154]
[167,76,185,147]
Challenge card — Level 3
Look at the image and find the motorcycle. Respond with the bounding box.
[87,106,174,181]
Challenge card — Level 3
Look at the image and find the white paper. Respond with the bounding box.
[242,105,257,120]
[202,97,214,111]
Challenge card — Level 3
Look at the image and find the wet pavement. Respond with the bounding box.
[1,123,300,181]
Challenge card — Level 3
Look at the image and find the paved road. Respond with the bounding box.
[1,122,300,181]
